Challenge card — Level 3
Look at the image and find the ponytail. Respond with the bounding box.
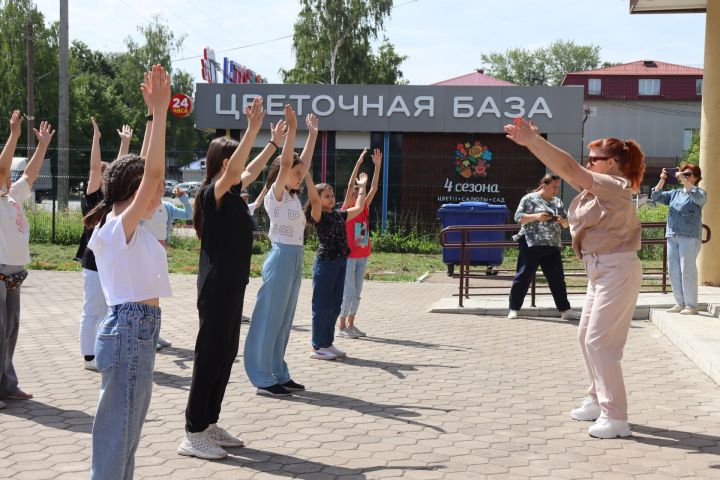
[588,138,645,191]
[533,173,560,192]
[82,154,144,228]
[83,197,113,229]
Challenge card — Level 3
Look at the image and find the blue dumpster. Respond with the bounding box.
[438,202,509,275]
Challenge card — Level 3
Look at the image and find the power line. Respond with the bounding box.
[171,35,294,62]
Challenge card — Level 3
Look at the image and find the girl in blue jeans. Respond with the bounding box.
[85,65,172,480]
[337,148,382,338]
[651,163,707,315]
[305,171,368,360]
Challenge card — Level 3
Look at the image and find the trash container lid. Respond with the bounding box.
[458,201,489,208]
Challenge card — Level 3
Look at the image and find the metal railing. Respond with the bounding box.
[439,222,711,307]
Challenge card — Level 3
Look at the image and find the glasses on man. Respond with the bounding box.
[586,156,612,166]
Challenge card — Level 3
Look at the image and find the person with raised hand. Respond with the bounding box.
[305,170,368,360]
[179,96,266,460]
[0,112,54,408]
[244,105,316,398]
[505,117,645,440]
[85,64,172,479]
[117,124,133,160]
[337,147,383,339]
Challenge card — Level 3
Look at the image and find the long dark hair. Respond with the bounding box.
[193,137,240,238]
[304,183,334,224]
[533,173,560,192]
[83,154,144,228]
[264,153,303,196]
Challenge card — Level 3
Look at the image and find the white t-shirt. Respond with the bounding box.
[265,183,305,246]
[88,214,172,306]
[144,204,169,241]
[0,178,32,266]
[247,201,258,216]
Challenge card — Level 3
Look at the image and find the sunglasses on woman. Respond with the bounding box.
[586,156,612,166]
[682,171,693,178]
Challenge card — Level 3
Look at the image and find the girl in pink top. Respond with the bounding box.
[505,118,645,440]
[337,148,382,339]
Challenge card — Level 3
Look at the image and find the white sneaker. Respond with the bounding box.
[178,431,228,459]
[348,325,366,337]
[561,309,581,320]
[336,328,359,339]
[570,396,601,421]
[83,359,99,372]
[507,310,518,319]
[588,414,632,438]
[157,337,172,348]
[326,345,347,358]
[310,348,337,360]
[680,307,699,315]
[666,305,684,313]
[206,423,244,448]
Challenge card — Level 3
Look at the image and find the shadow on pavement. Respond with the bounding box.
[631,424,720,455]
[1,399,94,433]
[219,447,444,479]
[339,355,458,379]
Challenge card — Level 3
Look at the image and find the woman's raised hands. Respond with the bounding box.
[504,117,541,147]
[9,110,22,138]
[141,65,171,112]
[33,121,55,145]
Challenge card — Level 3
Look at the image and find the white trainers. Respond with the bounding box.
[570,396,601,421]
[666,305,684,313]
[588,414,632,438]
[157,337,172,348]
[310,348,337,360]
[680,307,699,315]
[178,430,228,459]
[206,423,244,448]
[326,345,347,358]
[507,310,518,319]
[561,309,581,320]
[83,359,99,372]
[348,325,366,337]
[336,328,359,339]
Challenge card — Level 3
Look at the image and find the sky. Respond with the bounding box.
[33,0,707,85]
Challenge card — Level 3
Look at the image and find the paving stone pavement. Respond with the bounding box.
[2,270,720,480]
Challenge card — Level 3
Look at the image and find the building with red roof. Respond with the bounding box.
[433,69,516,87]
[562,60,702,185]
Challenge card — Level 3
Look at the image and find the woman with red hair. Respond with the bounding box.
[505,118,645,439]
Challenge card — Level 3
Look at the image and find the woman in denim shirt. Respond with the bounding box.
[651,163,707,315]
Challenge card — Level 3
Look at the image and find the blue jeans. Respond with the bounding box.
[667,235,701,308]
[244,243,304,387]
[90,303,161,480]
[340,257,369,317]
[311,257,347,350]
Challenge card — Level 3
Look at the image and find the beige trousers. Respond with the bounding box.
[579,251,642,421]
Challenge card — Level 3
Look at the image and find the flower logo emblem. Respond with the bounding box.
[454,140,493,178]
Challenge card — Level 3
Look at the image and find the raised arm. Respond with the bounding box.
[304,170,322,223]
[344,173,368,221]
[87,117,103,194]
[22,121,55,188]
[253,184,269,212]
[214,96,264,203]
[365,148,382,207]
[0,110,22,185]
[122,64,170,241]
[343,148,366,208]
[272,105,298,201]
[505,118,592,191]
[117,124,132,159]
[168,189,194,220]
[299,113,318,177]
[139,72,152,159]
[240,119,287,188]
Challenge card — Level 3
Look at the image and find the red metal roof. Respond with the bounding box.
[433,70,516,86]
[567,60,703,76]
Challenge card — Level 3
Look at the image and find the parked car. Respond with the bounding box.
[11,157,52,202]
[164,179,179,196]
[175,181,201,197]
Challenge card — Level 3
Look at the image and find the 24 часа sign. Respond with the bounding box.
[195,84,584,134]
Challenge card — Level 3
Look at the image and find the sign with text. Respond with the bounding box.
[170,93,193,118]
[195,84,584,133]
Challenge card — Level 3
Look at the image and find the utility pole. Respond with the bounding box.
[58,0,69,209]
[26,21,36,173]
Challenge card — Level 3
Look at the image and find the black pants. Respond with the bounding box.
[185,285,245,433]
[509,237,571,312]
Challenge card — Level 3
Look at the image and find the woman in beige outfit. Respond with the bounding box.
[505,118,645,439]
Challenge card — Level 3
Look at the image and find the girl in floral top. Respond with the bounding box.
[304,172,368,360]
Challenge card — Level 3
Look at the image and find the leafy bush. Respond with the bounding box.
[26,208,84,245]
[637,203,668,261]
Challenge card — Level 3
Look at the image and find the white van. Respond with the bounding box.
[10,156,52,202]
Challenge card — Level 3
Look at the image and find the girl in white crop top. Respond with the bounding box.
[84,65,171,480]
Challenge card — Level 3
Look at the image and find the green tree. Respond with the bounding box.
[281,0,407,84]
[683,131,700,165]
[481,40,602,86]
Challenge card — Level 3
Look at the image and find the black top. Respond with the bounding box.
[313,209,350,261]
[75,189,104,271]
[196,181,254,308]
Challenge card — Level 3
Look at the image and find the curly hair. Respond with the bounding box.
[83,154,145,228]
